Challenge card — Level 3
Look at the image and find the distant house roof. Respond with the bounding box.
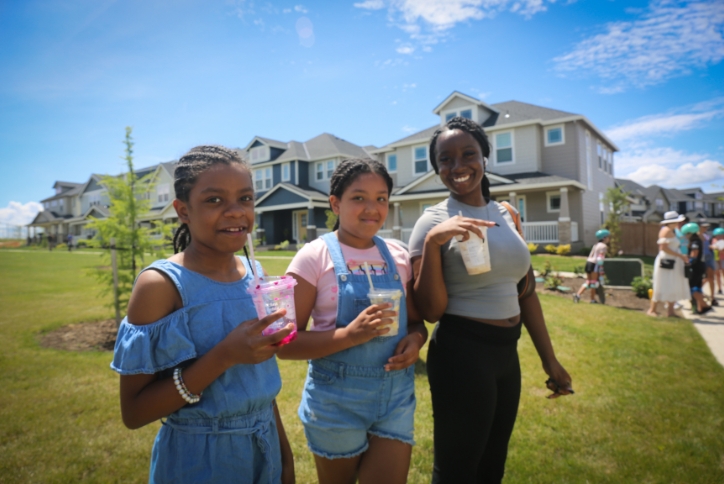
[615,178,647,196]
[244,133,371,165]
[490,100,578,126]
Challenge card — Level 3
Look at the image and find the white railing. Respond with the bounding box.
[401,228,413,244]
[522,222,558,243]
[377,229,392,239]
[571,222,579,242]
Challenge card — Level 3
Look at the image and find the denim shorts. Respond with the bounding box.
[298,359,416,459]
[704,256,716,271]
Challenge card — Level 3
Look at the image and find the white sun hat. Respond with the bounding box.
[660,211,686,224]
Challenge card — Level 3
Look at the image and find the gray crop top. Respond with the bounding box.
[408,198,531,320]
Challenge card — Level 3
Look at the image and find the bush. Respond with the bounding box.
[573,264,585,276]
[273,240,290,251]
[556,244,571,256]
[544,273,564,290]
[631,276,652,298]
[540,260,553,278]
[527,242,539,253]
[544,244,558,254]
[579,246,592,256]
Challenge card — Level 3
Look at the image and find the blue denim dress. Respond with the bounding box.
[111,258,283,484]
[298,233,416,459]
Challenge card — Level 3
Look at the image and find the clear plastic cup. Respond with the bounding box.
[367,288,402,336]
[456,226,491,275]
[247,275,298,345]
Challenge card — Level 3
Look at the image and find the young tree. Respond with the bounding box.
[604,186,631,257]
[87,127,172,322]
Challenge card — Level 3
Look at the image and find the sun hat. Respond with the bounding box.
[660,211,686,224]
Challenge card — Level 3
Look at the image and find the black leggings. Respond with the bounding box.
[427,314,522,484]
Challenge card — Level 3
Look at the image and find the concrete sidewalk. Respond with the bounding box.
[679,285,724,368]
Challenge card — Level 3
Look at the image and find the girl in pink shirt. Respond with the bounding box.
[279,158,427,484]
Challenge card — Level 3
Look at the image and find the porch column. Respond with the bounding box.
[306,204,317,242]
[392,203,402,240]
[508,191,517,209]
[557,187,571,245]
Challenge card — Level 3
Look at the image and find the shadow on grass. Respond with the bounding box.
[414,357,428,376]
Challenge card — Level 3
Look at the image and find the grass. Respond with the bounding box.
[2,250,724,483]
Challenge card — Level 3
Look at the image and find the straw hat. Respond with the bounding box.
[660,211,686,224]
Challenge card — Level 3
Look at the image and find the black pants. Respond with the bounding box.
[428,314,522,484]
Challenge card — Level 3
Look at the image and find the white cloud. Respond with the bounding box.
[554,1,724,91]
[606,110,724,143]
[396,45,415,54]
[294,5,308,13]
[0,201,43,226]
[402,125,418,133]
[355,0,554,51]
[623,159,724,188]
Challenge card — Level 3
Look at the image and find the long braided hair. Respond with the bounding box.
[329,158,393,231]
[429,116,492,200]
[172,146,252,259]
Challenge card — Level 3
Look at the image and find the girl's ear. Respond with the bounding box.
[174,199,190,224]
[329,195,342,216]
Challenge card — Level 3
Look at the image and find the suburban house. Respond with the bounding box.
[614,178,651,221]
[241,133,376,245]
[371,91,619,248]
[28,162,179,243]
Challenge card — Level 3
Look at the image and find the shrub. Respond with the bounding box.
[556,244,571,256]
[631,276,653,298]
[573,264,585,276]
[527,242,539,253]
[540,260,553,278]
[544,244,557,254]
[544,273,564,290]
[579,246,592,256]
[273,240,290,251]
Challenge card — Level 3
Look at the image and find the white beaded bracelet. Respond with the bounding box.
[173,367,202,404]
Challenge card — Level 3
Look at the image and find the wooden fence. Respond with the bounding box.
[619,221,662,257]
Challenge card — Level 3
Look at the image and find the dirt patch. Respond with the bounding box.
[40,278,649,353]
[537,276,650,311]
[40,319,118,352]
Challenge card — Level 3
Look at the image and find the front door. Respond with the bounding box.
[292,210,308,243]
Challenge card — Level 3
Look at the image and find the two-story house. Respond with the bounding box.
[615,178,651,221]
[243,133,376,244]
[372,92,618,248]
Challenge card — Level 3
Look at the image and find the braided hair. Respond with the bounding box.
[429,116,492,201]
[329,158,393,231]
[172,145,251,255]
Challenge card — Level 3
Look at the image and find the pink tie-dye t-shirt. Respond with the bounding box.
[286,237,411,331]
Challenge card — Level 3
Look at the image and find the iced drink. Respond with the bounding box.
[456,226,491,275]
[367,288,402,336]
[247,275,298,345]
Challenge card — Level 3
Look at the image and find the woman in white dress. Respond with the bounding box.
[648,211,690,318]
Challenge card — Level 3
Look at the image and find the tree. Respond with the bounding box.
[603,186,631,257]
[325,209,337,231]
[87,127,172,322]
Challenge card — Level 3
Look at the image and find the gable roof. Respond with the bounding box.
[245,133,370,166]
[615,178,647,196]
[491,100,578,126]
[432,91,500,115]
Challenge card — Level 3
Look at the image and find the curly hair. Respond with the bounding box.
[329,158,393,231]
[172,145,251,254]
[429,116,492,201]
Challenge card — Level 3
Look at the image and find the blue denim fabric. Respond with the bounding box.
[111,258,283,483]
[298,233,416,458]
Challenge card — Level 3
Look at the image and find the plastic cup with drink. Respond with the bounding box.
[456,211,491,275]
[364,262,402,336]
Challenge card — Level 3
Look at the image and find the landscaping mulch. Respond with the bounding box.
[537,276,650,311]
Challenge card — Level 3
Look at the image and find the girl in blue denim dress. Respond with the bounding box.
[111,146,295,484]
[279,158,428,484]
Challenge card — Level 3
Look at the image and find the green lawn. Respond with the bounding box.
[1,250,723,483]
[531,254,654,275]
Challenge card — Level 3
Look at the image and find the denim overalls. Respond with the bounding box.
[111,258,283,483]
[298,233,416,459]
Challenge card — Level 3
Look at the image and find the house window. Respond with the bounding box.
[445,112,456,122]
[157,183,170,203]
[495,132,513,163]
[316,162,324,181]
[545,126,564,146]
[585,131,593,190]
[255,168,272,190]
[326,160,335,179]
[460,109,472,120]
[282,163,290,182]
[387,154,397,173]
[597,143,603,169]
[315,160,336,181]
[250,145,270,163]
[414,146,428,174]
[546,192,561,213]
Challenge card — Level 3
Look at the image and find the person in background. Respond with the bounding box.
[573,229,609,304]
[712,227,724,296]
[647,212,690,318]
[683,222,712,315]
[699,220,718,307]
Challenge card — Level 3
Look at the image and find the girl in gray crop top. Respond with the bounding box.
[409,116,573,483]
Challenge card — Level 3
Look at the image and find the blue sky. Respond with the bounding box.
[1,0,723,226]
